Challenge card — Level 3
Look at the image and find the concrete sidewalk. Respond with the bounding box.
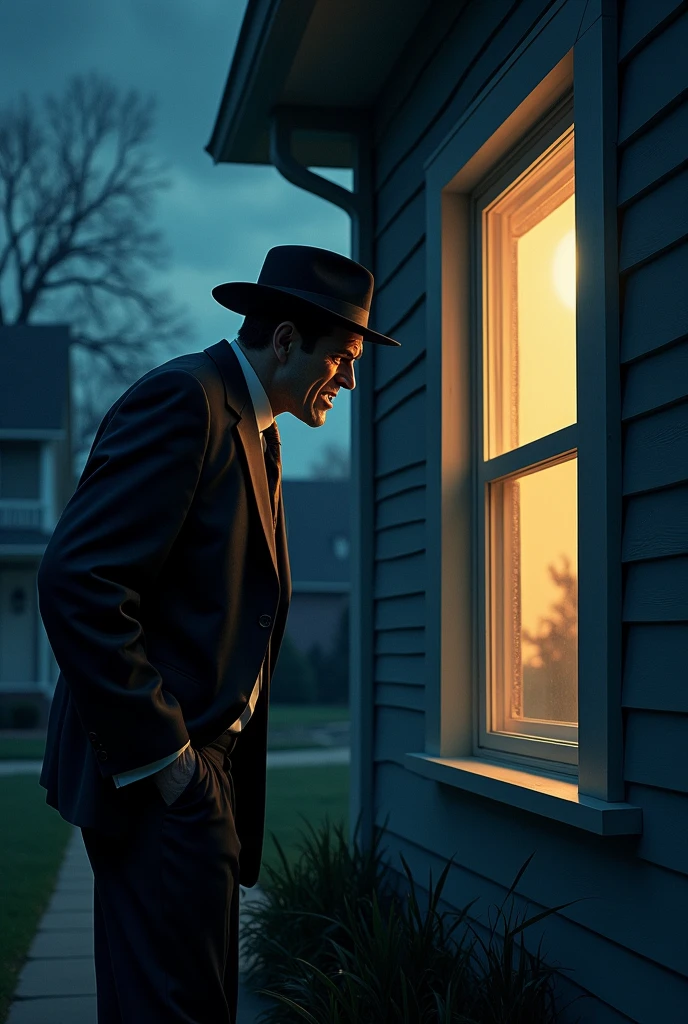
[6,828,272,1024]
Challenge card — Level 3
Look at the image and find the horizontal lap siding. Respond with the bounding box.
[369,0,574,813]
[625,783,688,875]
[622,338,688,419]
[369,0,546,720]
[373,0,573,230]
[622,623,688,712]
[377,832,686,1023]
[624,710,688,792]
[374,389,426,478]
[373,764,688,1021]
[619,243,688,361]
[619,10,688,922]
[365,1,688,1018]
[619,17,688,903]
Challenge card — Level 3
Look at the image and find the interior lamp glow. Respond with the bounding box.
[552,228,576,310]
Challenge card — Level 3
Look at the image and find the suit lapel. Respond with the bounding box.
[204,339,278,576]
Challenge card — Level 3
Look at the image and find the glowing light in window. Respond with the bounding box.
[552,228,576,310]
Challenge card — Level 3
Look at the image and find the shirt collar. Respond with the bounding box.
[230,339,274,432]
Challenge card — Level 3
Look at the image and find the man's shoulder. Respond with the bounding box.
[140,349,226,411]
[146,349,211,384]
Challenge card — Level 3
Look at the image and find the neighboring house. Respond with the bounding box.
[207,2,688,1020]
[281,479,349,660]
[0,326,73,725]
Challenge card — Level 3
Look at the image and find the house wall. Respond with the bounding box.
[366,0,688,1020]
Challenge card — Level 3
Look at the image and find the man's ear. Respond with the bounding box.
[273,321,295,362]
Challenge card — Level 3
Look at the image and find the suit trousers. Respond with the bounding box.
[81,732,241,1024]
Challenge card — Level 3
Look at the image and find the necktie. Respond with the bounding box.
[262,420,281,527]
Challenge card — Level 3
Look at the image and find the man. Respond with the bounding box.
[37,244,400,1024]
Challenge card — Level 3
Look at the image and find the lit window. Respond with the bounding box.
[479,126,578,766]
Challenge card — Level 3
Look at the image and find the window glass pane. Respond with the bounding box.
[489,458,578,735]
[484,131,576,459]
[0,442,41,499]
[517,194,576,447]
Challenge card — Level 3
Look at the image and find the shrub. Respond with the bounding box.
[0,699,41,730]
[310,606,350,705]
[244,822,587,1024]
[271,633,318,704]
[241,813,392,1000]
[12,702,41,729]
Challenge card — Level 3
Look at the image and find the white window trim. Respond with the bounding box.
[411,4,641,835]
[473,110,578,770]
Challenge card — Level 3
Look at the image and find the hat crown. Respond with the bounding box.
[258,246,373,314]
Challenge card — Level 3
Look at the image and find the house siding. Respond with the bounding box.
[366,0,688,1020]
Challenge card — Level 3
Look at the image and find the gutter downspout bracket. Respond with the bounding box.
[269,106,372,266]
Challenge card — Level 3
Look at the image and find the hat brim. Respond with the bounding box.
[212,281,401,347]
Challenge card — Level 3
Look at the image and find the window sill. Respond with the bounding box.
[404,753,642,836]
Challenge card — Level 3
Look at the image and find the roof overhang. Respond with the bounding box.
[206,0,432,167]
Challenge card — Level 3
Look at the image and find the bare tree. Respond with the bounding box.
[308,441,350,479]
[0,73,190,466]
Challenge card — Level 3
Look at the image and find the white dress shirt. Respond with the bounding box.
[113,339,274,788]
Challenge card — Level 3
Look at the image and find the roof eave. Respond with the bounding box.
[206,0,318,165]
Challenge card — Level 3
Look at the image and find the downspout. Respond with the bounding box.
[269,107,376,854]
[269,107,372,265]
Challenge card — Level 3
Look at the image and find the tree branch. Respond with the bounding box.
[0,72,191,455]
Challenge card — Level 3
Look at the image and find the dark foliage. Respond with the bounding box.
[310,605,350,705]
[271,632,319,704]
[244,819,588,1024]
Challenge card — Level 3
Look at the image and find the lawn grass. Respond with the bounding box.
[0,761,348,1015]
[268,704,349,729]
[259,764,349,888]
[0,738,46,761]
[0,776,72,1022]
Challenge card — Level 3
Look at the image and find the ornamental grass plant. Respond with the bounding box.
[242,814,392,995]
[244,820,586,1024]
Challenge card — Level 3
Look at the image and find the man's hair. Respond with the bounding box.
[236,313,336,355]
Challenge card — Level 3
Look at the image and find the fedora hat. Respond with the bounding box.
[212,245,401,347]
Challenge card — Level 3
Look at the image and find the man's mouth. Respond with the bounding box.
[319,390,337,408]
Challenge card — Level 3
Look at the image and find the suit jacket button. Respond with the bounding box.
[97,750,108,761]
[258,614,272,628]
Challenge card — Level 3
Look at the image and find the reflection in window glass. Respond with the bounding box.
[488,457,578,736]
[483,131,576,459]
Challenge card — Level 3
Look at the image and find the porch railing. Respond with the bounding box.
[0,500,44,528]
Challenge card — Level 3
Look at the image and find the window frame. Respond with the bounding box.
[472,105,579,771]
[408,5,639,834]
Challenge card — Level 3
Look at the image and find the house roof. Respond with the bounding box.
[0,326,71,433]
[282,479,349,585]
[206,0,431,166]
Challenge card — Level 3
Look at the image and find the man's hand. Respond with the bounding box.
[153,745,198,805]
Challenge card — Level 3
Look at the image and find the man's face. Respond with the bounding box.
[276,323,363,427]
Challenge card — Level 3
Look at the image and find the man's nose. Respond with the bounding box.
[338,364,356,390]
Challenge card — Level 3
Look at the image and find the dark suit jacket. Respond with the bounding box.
[38,339,291,887]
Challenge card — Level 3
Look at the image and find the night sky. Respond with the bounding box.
[0,0,353,478]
